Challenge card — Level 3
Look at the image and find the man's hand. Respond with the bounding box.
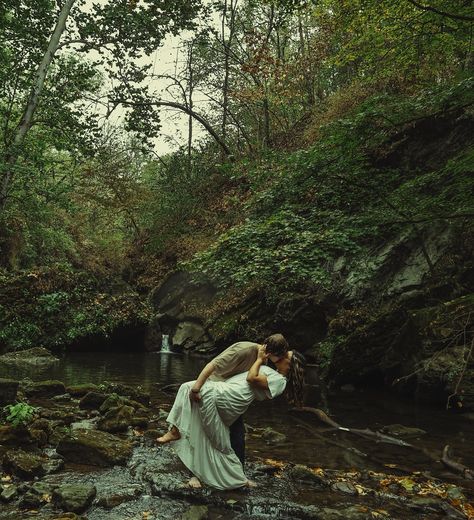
[189,387,201,402]
[257,344,269,361]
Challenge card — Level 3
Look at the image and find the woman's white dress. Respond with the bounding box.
[166,365,287,490]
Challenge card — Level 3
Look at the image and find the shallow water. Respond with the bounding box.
[3,351,473,519]
[36,351,474,473]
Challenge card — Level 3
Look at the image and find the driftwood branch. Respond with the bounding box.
[442,445,474,480]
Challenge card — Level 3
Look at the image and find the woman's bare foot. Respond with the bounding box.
[245,480,257,488]
[188,476,202,488]
[156,426,181,444]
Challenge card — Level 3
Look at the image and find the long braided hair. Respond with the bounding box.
[284,350,306,408]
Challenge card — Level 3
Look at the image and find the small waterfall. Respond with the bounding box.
[160,334,171,353]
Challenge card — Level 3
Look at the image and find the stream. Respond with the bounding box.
[2,351,474,519]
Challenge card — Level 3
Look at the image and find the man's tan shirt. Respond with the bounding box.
[209,341,259,381]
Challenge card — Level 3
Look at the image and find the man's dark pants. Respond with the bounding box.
[229,415,245,465]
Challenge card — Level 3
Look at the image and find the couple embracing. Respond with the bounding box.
[157,333,305,490]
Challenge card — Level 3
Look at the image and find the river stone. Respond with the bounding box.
[53,483,96,513]
[67,383,100,397]
[288,465,327,487]
[97,405,134,433]
[0,484,18,502]
[0,347,59,375]
[96,484,143,509]
[25,380,66,398]
[3,449,45,479]
[101,382,150,406]
[0,378,19,406]
[57,428,133,466]
[79,391,108,410]
[331,481,358,495]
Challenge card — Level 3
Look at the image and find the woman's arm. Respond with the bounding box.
[189,361,216,402]
[246,347,269,390]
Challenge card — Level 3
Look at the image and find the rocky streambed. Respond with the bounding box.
[1,350,474,519]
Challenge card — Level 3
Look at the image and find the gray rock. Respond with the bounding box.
[331,481,358,495]
[172,321,208,350]
[288,464,327,487]
[96,485,143,509]
[53,483,96,513]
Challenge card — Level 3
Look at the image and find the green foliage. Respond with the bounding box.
[3,402,37,428]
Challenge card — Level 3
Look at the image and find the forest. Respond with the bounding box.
[0,0,474,518]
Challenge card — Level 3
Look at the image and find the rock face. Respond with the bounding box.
[0,378,19,406]
[0,347,59,377]
[56,428,133,467]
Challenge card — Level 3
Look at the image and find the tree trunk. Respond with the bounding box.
[0,0,76,211]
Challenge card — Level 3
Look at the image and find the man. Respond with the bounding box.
[188,333,289,466]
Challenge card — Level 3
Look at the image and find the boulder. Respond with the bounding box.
[25,380,66,398]
[53,483,96,513]
[0,425,34,446]
[3,449,45,479]
[79,391,108,410]
[101,382,150,406]
[96,485,142,509]
[56,428,133,467]
[97,405,134,433]
[172,321,209,350]
[0,347,59,376]
[288,464,327,487]
[0,378,19,406]
[66,383,99,397]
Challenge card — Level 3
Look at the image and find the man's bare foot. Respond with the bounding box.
[188,476,202,488]
[245,480,257,488]
[156,428,181,444]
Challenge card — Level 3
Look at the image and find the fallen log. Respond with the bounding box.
[442,445,474,480]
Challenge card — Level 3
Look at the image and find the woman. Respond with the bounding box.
[157,345,305,490]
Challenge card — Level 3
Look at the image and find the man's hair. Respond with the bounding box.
[263,333,289,356]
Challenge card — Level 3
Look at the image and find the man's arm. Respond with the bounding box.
[246,345,269,390]
[189,361,216,402]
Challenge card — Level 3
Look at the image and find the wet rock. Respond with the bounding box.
[97,405,134,433]
[0,425,34,446]
[261,427,287,446]
[381,424,427,438]
[57,428,133,467]
[287,465,327,487]
[25,380,66,398]
[79,391,108,410]
[0,378,19,406]
[0,347,59,375]
[331,481,358,495]
[52,393,72,403]
[96,484,143,509]
[51,514,88,520]
[101,382,151,407]
[30,481,57,496]
[53,483,96,513]
[29,427,48,446]
[19,490,42,509]
[181,505,209,520]
[0,484,18,502]
[66,383,99,397]
[3,449,45,479]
